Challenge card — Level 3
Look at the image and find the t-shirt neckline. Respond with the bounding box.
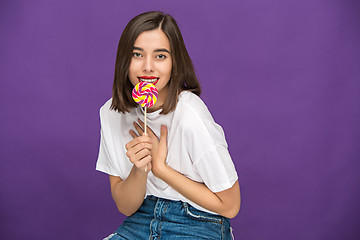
[138,106,162,120]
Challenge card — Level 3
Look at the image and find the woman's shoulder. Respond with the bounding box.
[177,91,212,120]
[175,91,219,134]
[176,91,227,146]
[178,90,201,102]
[99,98,114,119]
[100,98,112,111]
[99,98,136,122]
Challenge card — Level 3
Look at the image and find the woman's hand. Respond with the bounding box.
[131,119,168,178]
[130,119,240,218]
[125,131,152,174]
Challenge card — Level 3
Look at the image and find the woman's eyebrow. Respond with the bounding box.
[154,48,170,54]
[133,46,170,54]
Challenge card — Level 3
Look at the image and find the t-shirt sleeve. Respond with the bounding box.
[95,106,122,177]
[193,145,238,192]
[182,102,238,193]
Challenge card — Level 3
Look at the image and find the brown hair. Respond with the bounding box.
[111,11,201,114]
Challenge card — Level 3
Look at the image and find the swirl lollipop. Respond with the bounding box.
[132,82,158,135]
[132,82,158,108]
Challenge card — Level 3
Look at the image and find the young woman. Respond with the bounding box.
[96,11,240,239]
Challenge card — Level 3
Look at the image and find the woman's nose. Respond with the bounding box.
[143,57,154,72]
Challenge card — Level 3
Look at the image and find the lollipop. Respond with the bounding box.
[132,82,158,135]
[132,82,158,108]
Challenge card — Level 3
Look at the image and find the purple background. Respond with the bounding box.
[1,0,360,239]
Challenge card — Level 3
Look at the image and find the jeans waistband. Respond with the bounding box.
[146,195,159,201]
[114,195,233,239]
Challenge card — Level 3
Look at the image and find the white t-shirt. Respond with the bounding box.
[96,91,238,214]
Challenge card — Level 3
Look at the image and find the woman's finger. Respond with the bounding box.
[159,125,168,146]
[145,161,152,173]
[131,142,152,155]
[125,135,151,150]
[129,130,138,139]
[133,121,144,136]
[134,155,152,169]
[127,145,151,164]
[133,148,151,162]
[137,118,157,138]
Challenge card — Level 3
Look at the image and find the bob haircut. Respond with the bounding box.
[111,11,201,114]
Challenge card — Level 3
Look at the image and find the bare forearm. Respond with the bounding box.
[131,121,240,218]
[110,166,148,216]
[154,165,234,217]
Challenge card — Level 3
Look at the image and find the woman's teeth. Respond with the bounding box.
[139,78,158,83]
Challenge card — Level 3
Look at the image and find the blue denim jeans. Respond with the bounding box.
[103,196,233,239]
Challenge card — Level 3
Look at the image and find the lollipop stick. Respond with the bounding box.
[144,107,147,136]
[144,107,148,173]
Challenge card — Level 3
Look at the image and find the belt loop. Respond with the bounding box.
[182,202,188,211]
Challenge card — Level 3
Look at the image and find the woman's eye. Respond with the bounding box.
[156,54,166,59]
[133,52,142,57]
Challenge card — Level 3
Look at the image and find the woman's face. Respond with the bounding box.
[128,28,172,110]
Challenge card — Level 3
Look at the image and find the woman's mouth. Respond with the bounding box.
[138,76,159,85]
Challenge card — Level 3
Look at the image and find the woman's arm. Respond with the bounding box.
[133,120,241,218]
[109,134,152,216]
[157,165,240,218]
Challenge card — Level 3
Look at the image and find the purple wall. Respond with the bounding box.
[1,0,359,239]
